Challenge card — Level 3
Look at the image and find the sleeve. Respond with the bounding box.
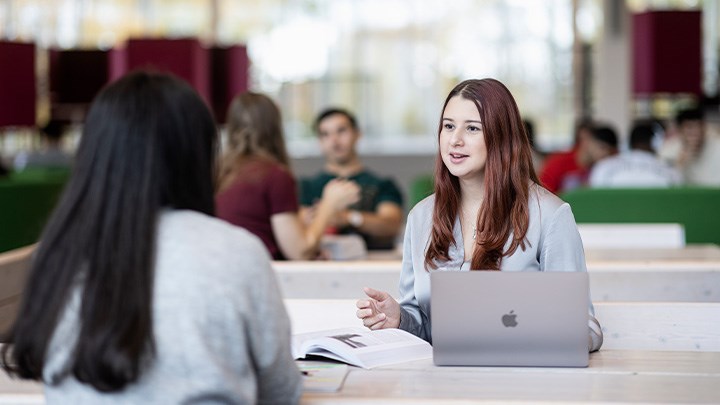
[245,244,302,404]
[376,178,404,207]
[540,203,604,352]
[396,214,432,342]
[268,167,300,215]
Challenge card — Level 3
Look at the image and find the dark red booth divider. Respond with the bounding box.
[632,10,702,95]
[211,45,249,122]
[0,41,36,127]
[118,38,211,103]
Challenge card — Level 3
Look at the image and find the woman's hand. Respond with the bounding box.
[356,287,401,330]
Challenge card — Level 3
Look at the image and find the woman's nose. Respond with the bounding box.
[450,131,463,146]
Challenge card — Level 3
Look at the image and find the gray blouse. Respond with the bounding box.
[397,184,603,352]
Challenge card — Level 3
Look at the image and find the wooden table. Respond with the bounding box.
[2,297,718,404]
[2,351,718,404]
[301,350,720,404]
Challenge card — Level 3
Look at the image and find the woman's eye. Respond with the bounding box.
[443,123,454,130]
[468,125,481,132]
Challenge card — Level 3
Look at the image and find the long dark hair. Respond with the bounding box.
[1,71,217,391]
[425,79,539,271]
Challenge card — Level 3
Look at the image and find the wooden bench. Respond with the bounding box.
[284,299,720,352]
[577,223,685,249]
[0,244,35,337]
[273,261,720,302]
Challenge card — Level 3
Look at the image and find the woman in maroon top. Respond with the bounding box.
[216,93,359,259]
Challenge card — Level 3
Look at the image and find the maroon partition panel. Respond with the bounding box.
[49,49,110,104]
[108,47,128,83]
[211,45,249,122]
[632,10,702,95]
[0,41,36,127]
[123,38,210,103]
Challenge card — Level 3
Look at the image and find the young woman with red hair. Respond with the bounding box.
[356,78,603,352]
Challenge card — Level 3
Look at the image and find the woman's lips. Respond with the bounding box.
[449,152,468,164]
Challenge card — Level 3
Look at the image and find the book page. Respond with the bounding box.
[294,328,432,369]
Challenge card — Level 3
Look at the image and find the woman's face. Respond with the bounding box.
[440,95,488,182]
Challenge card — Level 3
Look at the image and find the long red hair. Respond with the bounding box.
[424,79,540,271]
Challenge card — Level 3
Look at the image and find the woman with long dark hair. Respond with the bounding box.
[1,72,301,403]
[216,92,360,260]
[356,79,602,352]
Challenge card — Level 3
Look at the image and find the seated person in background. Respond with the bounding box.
[590,120,682,188]
[588,124,619,160]
[0,72,301,403]
[300,108,403,250]
[355,78,602,352]
[13,119,74,171]
[523,118,545,173]
[539,119,596,194]
[540,120,617,193]
[659,107,720,186]
[216,93,360,260]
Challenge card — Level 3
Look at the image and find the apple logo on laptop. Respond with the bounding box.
[502,310,518,327]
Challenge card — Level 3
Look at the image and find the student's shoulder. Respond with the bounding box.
[529,183,569,216]
[407,194,435,225]
[160,210,268,259]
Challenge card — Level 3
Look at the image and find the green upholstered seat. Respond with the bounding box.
[0,173,68,253]
[409,174,434,209]
[561,187,720,245]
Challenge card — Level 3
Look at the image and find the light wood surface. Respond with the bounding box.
[3,299,718,403]
[275,265,720,302]
[578,223,685,249]
[300,350,720,404]
[273,246,720,301]
[2,350,719,404]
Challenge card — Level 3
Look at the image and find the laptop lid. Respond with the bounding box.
[430,271,589,367]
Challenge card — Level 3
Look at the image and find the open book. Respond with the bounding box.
[292,327,432,369]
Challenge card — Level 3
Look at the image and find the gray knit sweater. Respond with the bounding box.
[42,210,301,404]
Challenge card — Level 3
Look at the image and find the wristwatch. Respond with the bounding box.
[347,210,364,228]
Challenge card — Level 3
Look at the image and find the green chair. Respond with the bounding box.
[561,187,720,245]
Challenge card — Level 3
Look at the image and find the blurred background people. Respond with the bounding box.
[539,119,595,193]
[300,108,403,250]
[540,120,619,193]
[659,108,720,186]
[523,118,545,174]
[216,93,360,260]
[590,120,682,188]
[13,119,73,172]
[588,125,620,161]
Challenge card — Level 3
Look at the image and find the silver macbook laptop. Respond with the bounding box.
[431,271,589,367]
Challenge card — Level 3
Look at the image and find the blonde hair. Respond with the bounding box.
[219,92,290,189]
